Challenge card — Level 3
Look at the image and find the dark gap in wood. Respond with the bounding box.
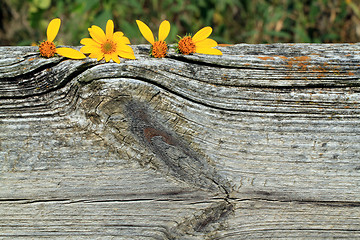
[0,198,30,202]
[230,197,360,208]
[169,54,261,70]
[0,60,95,100]
[68,198,156,204]
[0,59,62,82]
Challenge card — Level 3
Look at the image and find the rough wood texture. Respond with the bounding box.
[1,44,360,239]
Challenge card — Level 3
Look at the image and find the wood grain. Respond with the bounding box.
[0,44,359,239]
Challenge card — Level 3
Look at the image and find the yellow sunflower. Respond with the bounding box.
[80,20,135,63]
[38,18,86,59]
[176,27,222,55]
[136,20,170,58]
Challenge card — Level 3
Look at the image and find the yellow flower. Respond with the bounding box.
[39,18,86,59]
[176,27,222,55]
[80,20,135,63]
[136,20,170,58]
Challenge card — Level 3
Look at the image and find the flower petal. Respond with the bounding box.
[136,20,154,44]
[88,48,103,59]
[89,25,107,44]
[89,51,104,61]
[114,31,124,38]
[116,44,135,59]
[106,20,114,39]
[80,45,100,54]
[192,27,212,43]
[120,36,131,45]
[104,54,111,62]
[114,32,131,45]
[195,47,222,55]
[119,51,136,60]
[47,18,61,42]
[80,38,100,47]
[158,20,170,41]
[96,55,104,61]
[195,38,218,48]
[56,47,86,59]
[117,44,134,53]
[111,52,120,63]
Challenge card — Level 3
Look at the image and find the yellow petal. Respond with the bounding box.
[116,44,134,56]
[89,50,103,60]
[117,44,134,53]
[114,32,129,44]
[47,18,61,42]
[114,31,124,38]
[80,38,100,48]
[119,51,136,60]
[114,32,130,45]
[119,36,131,45]
[80,45,100,54]
[56,47,86,59]
[87,47,102,55]
[89,25,107,44]
[195,38,218,48]
[158,20,170,41]
[195,47,223,55]
[136,20,154,44]
[106,20,114,39]
[104,54,111,62]
[111,52,121,63]
[96,55,104,61]
[192,27,212,43]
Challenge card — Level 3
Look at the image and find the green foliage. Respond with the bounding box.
[2,0,360,45]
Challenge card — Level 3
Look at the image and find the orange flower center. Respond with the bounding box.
[39,40,56,58]
[102,40,117,54]
[151,41,168,58]
[178,36,196,55]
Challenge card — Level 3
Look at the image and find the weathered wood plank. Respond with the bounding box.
[0,44,359,239]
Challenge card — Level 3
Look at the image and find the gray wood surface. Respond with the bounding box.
[0,44,359,239]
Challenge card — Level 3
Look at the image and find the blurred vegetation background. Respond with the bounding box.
[0,0,359,46]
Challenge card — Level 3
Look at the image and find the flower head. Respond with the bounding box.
[80,20,135,63]
[39,18,86,59]
[176,27,222,56]
[136,20,170,58]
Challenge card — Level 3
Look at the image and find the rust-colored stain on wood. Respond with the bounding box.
[274,55,354,79]
[284,56,311,70]
[143,127,175,145]
[222,74,228,81]
[294,56,311,62]
[258,56,275,60]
